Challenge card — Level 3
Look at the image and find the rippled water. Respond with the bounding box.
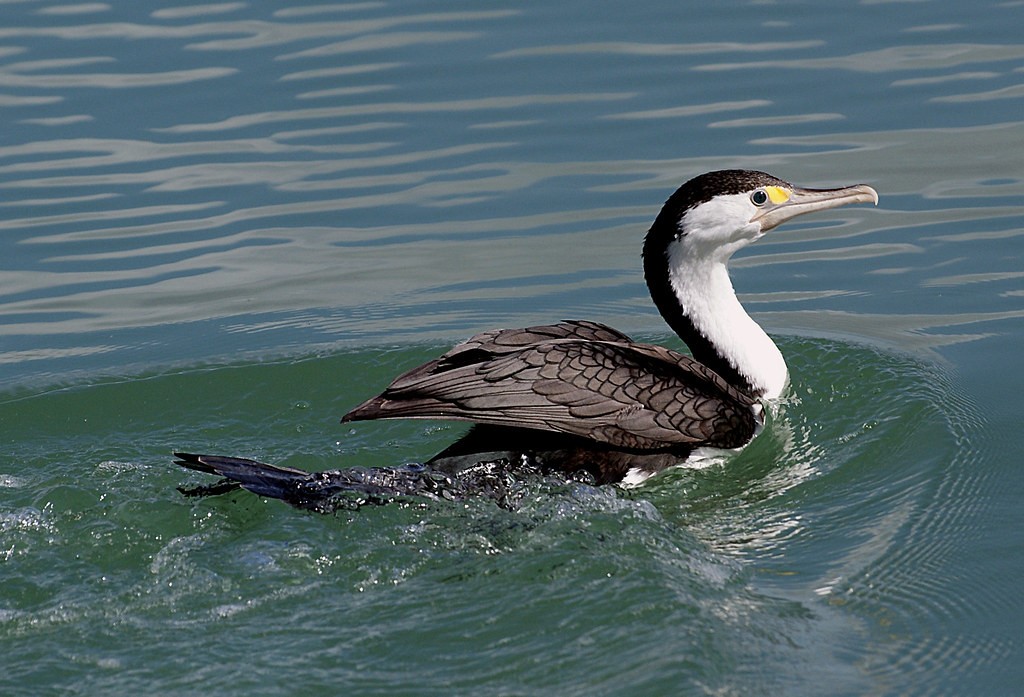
[2,1,1022,695]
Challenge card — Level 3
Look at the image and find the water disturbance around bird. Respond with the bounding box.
[1,333,996,694]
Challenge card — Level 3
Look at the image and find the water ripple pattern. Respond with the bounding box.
[0,1,1017,385]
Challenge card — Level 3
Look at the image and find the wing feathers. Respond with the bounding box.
[343,320,757,450]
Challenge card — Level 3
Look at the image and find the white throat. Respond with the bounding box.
[666,241,788,399]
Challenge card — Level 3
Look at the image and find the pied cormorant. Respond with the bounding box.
[176,170,878,510]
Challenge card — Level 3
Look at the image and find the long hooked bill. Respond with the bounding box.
[752,183,879,231]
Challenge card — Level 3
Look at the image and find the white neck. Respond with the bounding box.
[667,244,788,399]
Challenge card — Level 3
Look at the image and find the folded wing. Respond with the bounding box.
[343,321,758,451]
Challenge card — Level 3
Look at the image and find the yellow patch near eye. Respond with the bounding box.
[765,186,791,204]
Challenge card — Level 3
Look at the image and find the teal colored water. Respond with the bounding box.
[1,2,1022,695]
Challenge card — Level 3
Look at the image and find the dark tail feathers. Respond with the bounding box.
[174,452,529,513]
[175,453,310,500]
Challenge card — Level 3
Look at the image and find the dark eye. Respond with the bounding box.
[750,189,769,206]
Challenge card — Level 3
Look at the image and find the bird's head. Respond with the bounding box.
[640,169,879,398]
[646,169,879,264]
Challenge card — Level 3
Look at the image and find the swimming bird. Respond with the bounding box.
[176,170,878,510]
